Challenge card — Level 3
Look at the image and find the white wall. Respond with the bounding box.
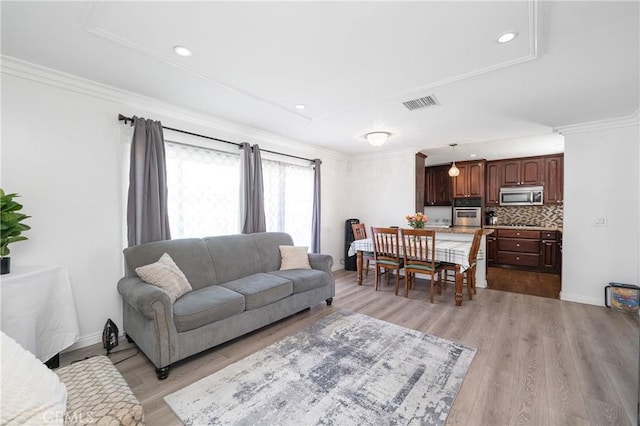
[0,59,350,348]
[561,123,640,305]
[346,151,417,233]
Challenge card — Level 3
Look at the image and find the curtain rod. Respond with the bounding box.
[118,114,317,163]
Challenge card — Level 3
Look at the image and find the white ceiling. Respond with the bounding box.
[1,1,638,158]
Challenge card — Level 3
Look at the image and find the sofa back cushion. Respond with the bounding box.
[123,238,217,291]
[204,232,293,283]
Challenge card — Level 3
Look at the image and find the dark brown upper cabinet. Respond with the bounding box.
[543,154,564,205]
[452,160,485,199]
[424,165,452,206]
[501,157,543,187]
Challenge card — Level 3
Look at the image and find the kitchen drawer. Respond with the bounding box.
[497,239,539,253]
[541,231,559,241]
[497,229,540,239]
[497,252,540,267]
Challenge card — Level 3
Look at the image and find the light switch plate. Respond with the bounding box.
[595,217,607,226]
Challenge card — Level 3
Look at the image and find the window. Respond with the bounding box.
[262,159,314,247]
[165,141,241,238]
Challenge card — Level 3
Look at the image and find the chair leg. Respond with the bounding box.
[365,259,370,276]
[394,268,400,296]
[374,265,379,291]
[429,277,435,303]
[404,272,411,298]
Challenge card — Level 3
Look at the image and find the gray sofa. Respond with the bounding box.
[117,232,334,379]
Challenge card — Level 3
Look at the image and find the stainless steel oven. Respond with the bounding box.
[453,198,482,227]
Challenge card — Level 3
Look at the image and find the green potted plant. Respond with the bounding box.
[0,188,31,274]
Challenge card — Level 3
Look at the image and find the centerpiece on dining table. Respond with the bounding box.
[405,212,427,229]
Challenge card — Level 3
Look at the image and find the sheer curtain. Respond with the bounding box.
[164,141,241,238]
[262,159,314,247]
[127,116,171,246]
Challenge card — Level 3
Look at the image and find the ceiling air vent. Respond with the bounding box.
[402,95,440,111]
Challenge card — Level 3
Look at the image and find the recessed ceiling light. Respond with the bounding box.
[497,32,518,44]
[295,104,306,110]
[173,45,192,57]
[469,154,477,157]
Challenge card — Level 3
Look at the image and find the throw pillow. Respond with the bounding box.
[279,245,311,270]
[0,331,67,425]
[135,253,193,303]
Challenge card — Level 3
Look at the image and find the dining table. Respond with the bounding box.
[348,237,473,306]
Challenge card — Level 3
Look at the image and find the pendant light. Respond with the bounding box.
[448,143,460,177]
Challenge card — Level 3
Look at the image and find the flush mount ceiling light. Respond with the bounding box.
[173,45,192,57]
[448,143,460,177]
[295,104,306,110]
[497,32,518,44]
[365,132,391,147]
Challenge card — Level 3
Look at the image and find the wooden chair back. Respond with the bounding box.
[401,228,437,267]
[351,223,367,240]
[370,226,401,263]
[468,229,483,265]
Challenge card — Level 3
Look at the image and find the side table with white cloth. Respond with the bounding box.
[349,237,472,306]
[1,265,80,366]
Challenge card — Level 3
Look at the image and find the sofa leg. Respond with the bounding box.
[156,366,170,380]
[326,298,333,306]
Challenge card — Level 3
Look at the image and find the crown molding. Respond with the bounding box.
[556,108,640,135]
[350,147,421,162]
[1,55,348,163]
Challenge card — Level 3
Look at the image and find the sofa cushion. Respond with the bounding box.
[268,269,331,294]
[123,238,218,290]
[173,286,245,332]
[279,245,311,270]
[135,253,192,303]
[221,273,293,310]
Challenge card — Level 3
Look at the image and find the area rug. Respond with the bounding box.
[164,310,476,425]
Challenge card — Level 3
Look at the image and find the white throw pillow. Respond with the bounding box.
[279,245,312,270]
[135,253,193,303]
[0,332,67,425]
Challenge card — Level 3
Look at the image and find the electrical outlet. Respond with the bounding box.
[595,217,607,226]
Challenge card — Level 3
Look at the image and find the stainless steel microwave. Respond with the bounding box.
[499,186,543,206]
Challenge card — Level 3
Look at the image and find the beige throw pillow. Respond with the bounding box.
[135,253,192,303]
[279,245,311,270]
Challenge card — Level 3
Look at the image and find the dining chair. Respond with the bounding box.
[401,228,444,303]
[370,226,404,294]
[351,223,374,276]
[440,228,483,297]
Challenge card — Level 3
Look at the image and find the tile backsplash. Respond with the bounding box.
[487,205,563,228]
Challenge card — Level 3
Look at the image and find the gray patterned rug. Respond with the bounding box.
[164,310,476,425]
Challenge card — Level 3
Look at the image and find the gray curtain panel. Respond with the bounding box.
[127,116,171,246]
[241,143,266,234]
[311,159,322,253]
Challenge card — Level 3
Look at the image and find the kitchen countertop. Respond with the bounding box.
[484,225,563,232]
[424,226,495,235]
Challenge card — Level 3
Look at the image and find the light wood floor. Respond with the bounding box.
[61,269,639,425]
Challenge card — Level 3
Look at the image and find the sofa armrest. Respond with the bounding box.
[308,253,333,274]
[117,277,173,320]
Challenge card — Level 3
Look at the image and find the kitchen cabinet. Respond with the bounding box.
[485,161,501,206]
[501,157,543,187]
[541,231,561,273]
[486,235,497,263]
[495,229,541,269]
[490,228,562,274]
[424,165,452,206]
[452,160,485,198]
[543,155,564,205]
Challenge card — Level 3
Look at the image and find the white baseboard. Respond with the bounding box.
[559,292,602,307]
[63,331,126,354]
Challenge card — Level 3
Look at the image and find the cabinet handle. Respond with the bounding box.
[516,244,520,247]
[516,257,520,260]
[516,232,520,236]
